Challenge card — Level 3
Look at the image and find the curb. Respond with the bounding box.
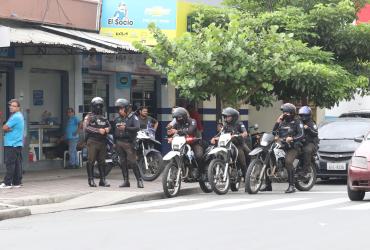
[112,187,202,205]
[0,207,31,221]
[0,192,89,207]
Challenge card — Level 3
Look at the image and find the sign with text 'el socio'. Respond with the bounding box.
[100,0,177,45]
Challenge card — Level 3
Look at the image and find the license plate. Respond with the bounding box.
[327,162,346,171]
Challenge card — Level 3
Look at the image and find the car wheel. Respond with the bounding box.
[347,184,365,201]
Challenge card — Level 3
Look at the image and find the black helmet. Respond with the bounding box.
[172,107,188,124]
[115,98,130,108]
[222,107,239,124]
[281,103,297,115]
[91,97,104,115]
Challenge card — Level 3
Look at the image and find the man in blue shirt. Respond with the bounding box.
[1,99,25,188]
[65,108,80,169]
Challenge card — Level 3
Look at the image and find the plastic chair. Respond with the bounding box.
[63,150,83,168]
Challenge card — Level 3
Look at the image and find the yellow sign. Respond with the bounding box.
[100,0,193,46]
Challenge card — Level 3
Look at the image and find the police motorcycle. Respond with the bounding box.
[207,132,243,195]
[245,132,317,194]
[136,129,163,181]
[162,134,212,198]
[93,134,120,178]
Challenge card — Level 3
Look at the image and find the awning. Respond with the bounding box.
[4,23,137,54]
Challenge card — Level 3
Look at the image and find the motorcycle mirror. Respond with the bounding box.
[254,124,259,130]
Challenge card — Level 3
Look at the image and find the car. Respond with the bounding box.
[347,134,370,201]
[339,110,370,118]
[317,118,370,180]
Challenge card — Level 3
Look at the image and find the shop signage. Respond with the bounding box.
[102,54,159,75]
[100,0,177,45]
[82,54,102,71]
[116,72,131,89]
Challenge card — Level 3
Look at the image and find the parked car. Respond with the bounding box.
[347,134,370,200]
[339,110,370,118]
[317,118,370,180]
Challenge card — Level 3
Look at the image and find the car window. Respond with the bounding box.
[319,121,370,139]
[339,113,370,118]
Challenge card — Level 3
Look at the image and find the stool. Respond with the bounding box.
[63,150,83,168]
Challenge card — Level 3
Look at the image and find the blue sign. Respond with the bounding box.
[116,73,131,89]
[0,47,15,58]
[33,90,44,106]
[101,0,177,30]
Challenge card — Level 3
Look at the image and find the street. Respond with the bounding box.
[1,180,369,250]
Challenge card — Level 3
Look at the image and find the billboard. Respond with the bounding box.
[100,0,177,45]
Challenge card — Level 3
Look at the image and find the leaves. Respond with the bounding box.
[134,0,370,108]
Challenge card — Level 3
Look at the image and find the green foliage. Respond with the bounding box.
[135,0,370,108]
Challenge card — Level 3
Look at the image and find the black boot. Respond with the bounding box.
[285,169,296,193]
[98,165,110,187]
[133,164,144,188]
[260,177,272,192]
[87,163,97,187]
[119,164,130,188]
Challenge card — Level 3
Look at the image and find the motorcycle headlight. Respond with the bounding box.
[173,144,180,151]
[219,141,226,147]
[351,156,368,169]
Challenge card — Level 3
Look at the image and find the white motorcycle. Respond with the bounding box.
[136,130,163,181]
[162,135,212,198]
[207,133,243,195]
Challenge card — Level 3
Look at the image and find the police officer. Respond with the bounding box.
[167,107,204,166]
[270,103,304,193]
[114,98,143,188]
[211,107,250,176]
[83,97,111,187]
[298,106,319,172]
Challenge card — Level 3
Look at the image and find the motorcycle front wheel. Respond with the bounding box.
[138,152,164,181]
[245,158,265,194]
[162,160,182,198]
[208,159,230,195]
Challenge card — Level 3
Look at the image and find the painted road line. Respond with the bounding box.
[147,199,255,213]
[211,198,308,211]
[275,198,348,211]
[88,198,198,212]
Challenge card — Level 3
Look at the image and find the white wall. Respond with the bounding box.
[325,94,370,118]
[29,72,61,123]
[248,100,283,132]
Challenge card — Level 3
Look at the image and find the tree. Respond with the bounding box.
[135,0,369,108]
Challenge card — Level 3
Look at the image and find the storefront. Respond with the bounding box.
[0,23,136,170]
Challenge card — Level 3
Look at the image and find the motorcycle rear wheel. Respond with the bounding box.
[208,158,230,195]
[162,160,182,198]
[245,158,264,194]
[295,163,317,191]
[138,152,164,181]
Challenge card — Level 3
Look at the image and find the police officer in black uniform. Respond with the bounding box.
[83,97,111,187]
[298,106,319,172]
[114,98,143,188]
[270,103,304,193]
[211,107,250,176]
[167,107,204,165]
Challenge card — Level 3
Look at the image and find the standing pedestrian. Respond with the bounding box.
[138,106,158,136]
[65,108,80,169]
[0,99,25,188]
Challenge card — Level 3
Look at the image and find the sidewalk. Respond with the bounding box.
[0,167,200,220]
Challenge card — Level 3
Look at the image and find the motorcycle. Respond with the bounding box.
[136,129,164,181]
[245,132,317,194]
[93,134,120,178]
[162,134,212,198]
[207,133,243,195]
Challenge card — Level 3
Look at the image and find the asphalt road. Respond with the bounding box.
[1,180,369,250]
